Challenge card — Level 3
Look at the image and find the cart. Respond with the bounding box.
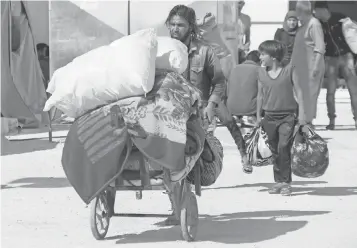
[89,137,202,242]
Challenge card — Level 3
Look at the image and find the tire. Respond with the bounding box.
[90,191,111,240]
[180,192,199,242]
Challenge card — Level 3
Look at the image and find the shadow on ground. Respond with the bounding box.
[108,210,329,244]
[1,177,70,189]
[204,181,357,197]
[1,139,59,156]
[315,125,356,131]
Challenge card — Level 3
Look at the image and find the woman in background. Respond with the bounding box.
[291,1,325,125]
[274,11,299,66]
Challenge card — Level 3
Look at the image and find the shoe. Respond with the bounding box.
[164,213,180,226]
[326,124,335,130]
[280,184,292,196]
[242,156,253,174]
[242,164,253,174]
[326,119,335,130]
[268,183,284,194]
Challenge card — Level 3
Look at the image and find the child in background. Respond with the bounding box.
[226,50,261,174]
[257,40,306,196]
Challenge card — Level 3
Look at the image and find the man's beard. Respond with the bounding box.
[171,30,191,44]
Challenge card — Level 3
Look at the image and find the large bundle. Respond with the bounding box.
[156,37,188,74]
[341,18,357,54]
[44,28,158,118]
[291,125,329,178]
[61,71,203,203]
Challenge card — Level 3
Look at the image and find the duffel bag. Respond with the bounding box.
[187,132,224,186]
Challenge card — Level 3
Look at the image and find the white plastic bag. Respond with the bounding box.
[341,17,357,54]
[257,128,273,159]
[245,126,273,167]
[44,28,158,118]
[156,37,188,74]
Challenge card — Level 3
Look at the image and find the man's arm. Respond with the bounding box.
[245,15,251,47]
[205,47,226,108]
[310,18,325,76]
[292,67,306,124]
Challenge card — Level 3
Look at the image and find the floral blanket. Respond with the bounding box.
[61,71,203,204]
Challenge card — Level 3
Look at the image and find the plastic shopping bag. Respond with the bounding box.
[244,126,273,167]
[291,125,329,178]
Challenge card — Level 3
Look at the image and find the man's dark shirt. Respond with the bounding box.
[182,39,226,105]
[319,12,352,57]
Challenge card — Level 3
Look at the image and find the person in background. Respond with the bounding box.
[274,11,299,66]
[220,0,251,65]
[36,43,50,90]
[314,1,357,130]
[235,0,251,59]
[257,40,306,196]
[164,4,226,225]
[291,1,325,126]
[226,50,261,174]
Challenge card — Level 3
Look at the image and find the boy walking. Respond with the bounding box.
[257,40,306,196]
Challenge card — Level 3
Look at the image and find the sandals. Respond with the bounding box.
[268,183,291,196]
[242,164,253,174]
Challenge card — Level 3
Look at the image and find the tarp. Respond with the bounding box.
[1,1,48,126]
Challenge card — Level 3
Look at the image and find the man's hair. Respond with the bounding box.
[246,50,260,64]
[314,1,329,10]
[165,5,198,39]
[258,40,285,63]
[36,43,49,56]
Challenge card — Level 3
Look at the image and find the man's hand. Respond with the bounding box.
[298,117,308,126]
[203,103,215,122]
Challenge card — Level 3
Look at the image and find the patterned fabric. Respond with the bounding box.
[291,126,329,178]
[187,132,224,186]
[244,126,274,167]
[61,71,203,204]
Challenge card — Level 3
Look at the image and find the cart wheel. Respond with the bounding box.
[90,191,111,240]
[180,192,199,242]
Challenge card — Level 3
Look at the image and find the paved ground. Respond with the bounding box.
[1,90,357,248]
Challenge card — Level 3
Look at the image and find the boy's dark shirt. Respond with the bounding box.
[258,65,298,113]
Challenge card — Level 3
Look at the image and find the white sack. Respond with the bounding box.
[156,37,188,74]
[44,28,158,118]
[341,18,357,54]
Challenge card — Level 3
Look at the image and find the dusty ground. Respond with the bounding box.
[1,90,357,248]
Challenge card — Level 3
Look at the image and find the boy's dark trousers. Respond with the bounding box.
[262,112,296,183]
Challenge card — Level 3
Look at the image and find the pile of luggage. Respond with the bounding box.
[44,28,189,118]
